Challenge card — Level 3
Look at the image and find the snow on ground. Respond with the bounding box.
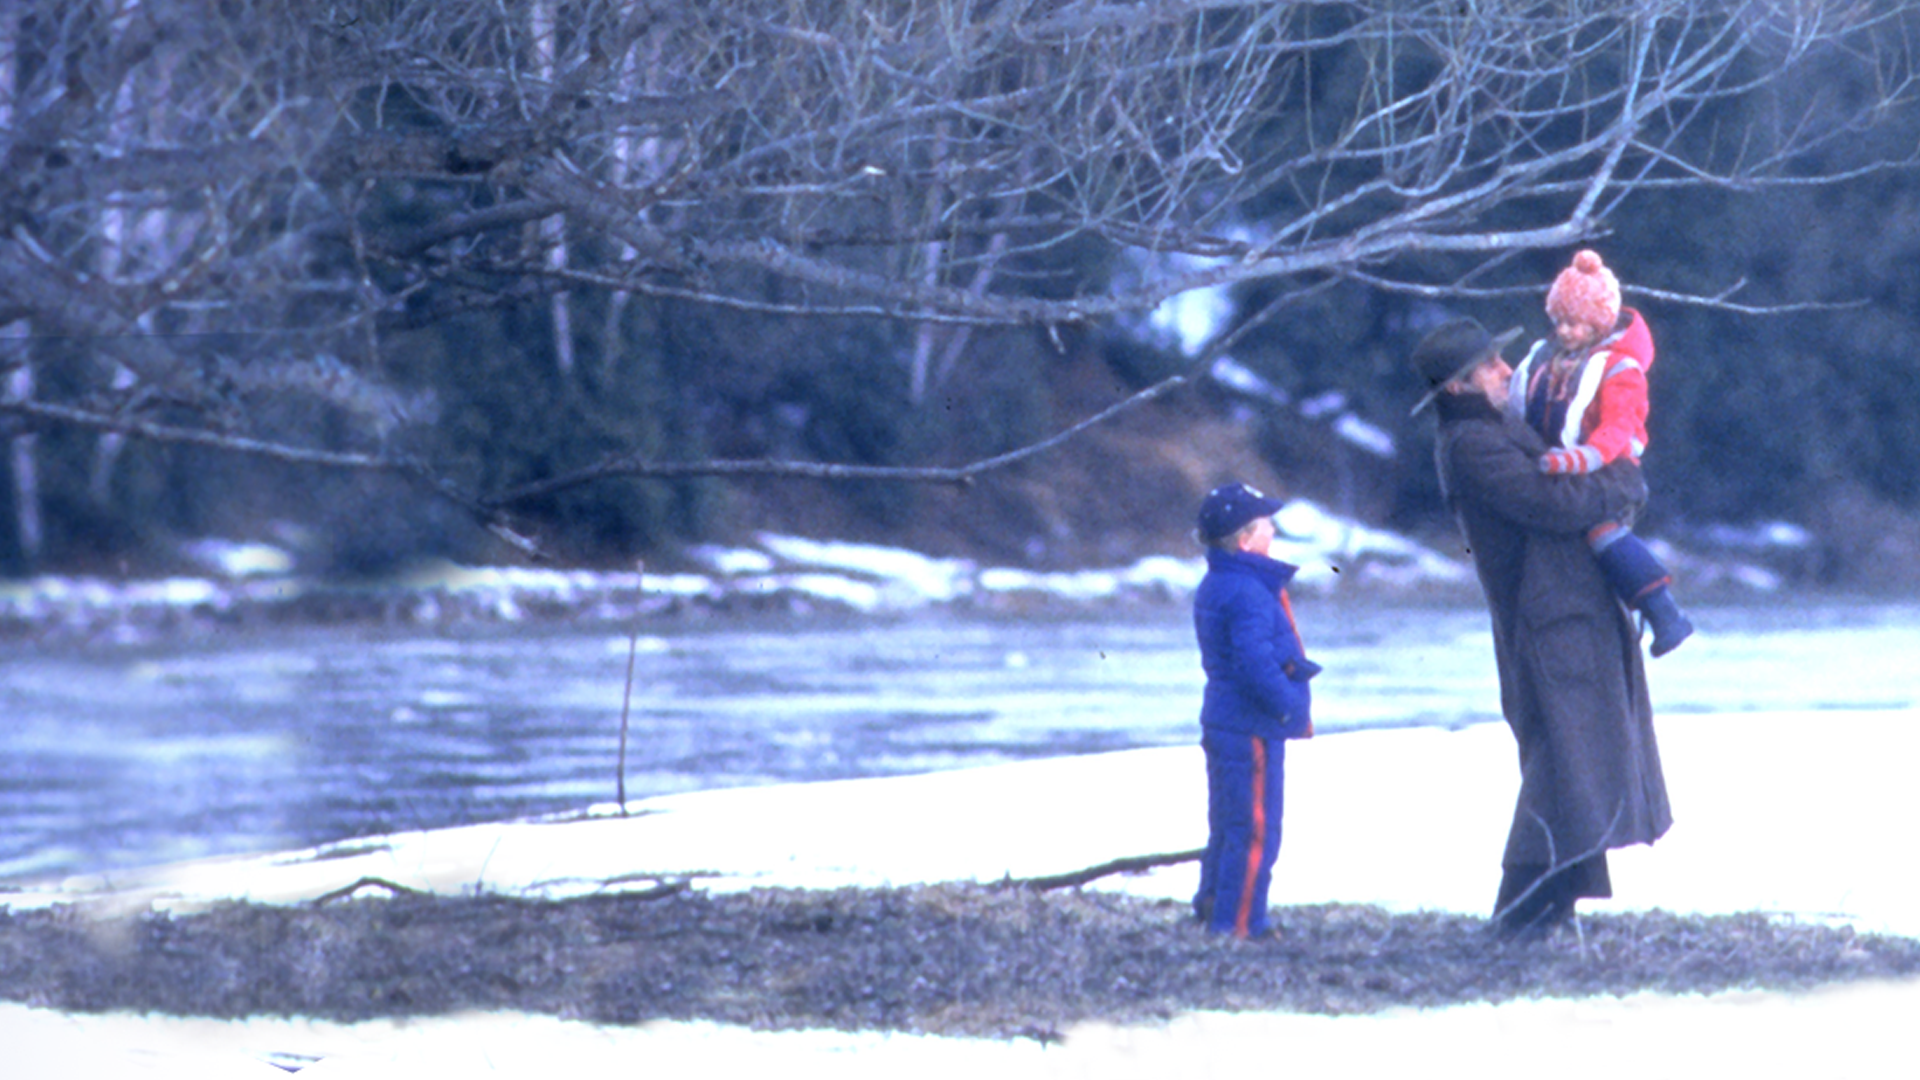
[2,497,1809,645]
[0,499,1488,639]
[6,702,1919,1076]
[0,502,1874,1075]
[12,710,1917,935]
[13,982,1920,1080]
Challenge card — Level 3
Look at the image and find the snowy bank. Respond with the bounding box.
[5,702,1918,1076]
[12,710,1916,936]
[1,498,1810,644]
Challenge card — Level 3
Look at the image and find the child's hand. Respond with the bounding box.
[1284,658,1323,681]
[1539,446,1603,474]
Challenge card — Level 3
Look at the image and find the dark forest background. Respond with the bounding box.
[4,3,1919,589]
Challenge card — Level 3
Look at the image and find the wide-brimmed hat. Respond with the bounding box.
[1408,319,1523,416]
[1197,482,1285,544]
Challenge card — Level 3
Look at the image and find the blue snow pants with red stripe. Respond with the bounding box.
[1194,729,1285,938]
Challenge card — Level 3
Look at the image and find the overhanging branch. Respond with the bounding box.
[480,371,1198,507]
[0,371,1203,555]
[0,398,547,560]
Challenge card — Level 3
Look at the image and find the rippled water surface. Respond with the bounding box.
[3,599,1916,882]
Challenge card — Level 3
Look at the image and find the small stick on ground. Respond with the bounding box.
[617,561,643,817]
[1014,848,1204,891]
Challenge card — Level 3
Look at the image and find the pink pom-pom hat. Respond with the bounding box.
[1546,249,1622,331]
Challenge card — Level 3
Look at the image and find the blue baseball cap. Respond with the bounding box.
[1197,482,1285,543]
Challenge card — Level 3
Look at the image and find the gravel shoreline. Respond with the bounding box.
[5,885,1917,1040]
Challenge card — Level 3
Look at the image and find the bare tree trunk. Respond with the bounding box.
[0,27,29,568]
[910,122,951,405]
[549,260,576,375]
[598,29,666,383]
[89,365,137,506]
[531,0,574,376]
[6,357,40,570]
[932,231,1010,392]
[92,33,145,510]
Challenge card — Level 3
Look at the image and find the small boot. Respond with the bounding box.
[1637,584,1694,658]
[1591,527,1693,658]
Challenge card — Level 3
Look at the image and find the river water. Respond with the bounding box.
[3,598,1916,884]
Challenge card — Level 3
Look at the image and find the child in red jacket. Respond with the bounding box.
[1509,250,1694,656]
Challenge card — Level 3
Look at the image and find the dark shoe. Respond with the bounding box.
[1639,585,1694,658]
[1494,898,1573,942]
[1492,884,1577,939]
[1193,896,1213,926]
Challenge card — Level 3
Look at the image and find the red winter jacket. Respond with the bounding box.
[1511,308,1654,466]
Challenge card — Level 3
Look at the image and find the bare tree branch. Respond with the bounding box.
[480,370,1199,507]
[1342,268,1873,315]
[1491,802,1629,935]
[0,0,1911,553]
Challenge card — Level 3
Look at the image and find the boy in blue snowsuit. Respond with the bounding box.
[1191,483,1318,940]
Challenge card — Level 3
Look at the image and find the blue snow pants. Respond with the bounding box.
[1193,729,1285,938]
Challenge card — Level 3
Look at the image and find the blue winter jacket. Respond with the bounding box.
[1193,547,1316,740]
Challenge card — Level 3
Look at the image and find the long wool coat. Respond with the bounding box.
[1432,391,1672,870]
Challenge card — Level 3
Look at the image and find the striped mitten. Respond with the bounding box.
[1539,446,1604,474]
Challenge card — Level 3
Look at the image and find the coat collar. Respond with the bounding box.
[1434,389,1503,424]
[1205,545,1300,590]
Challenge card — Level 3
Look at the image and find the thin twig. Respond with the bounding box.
[481,276,1342,508]
[1013,847,1204,892]
[1491,802,1628,931]
[479,371,1197,505]
[617,584,641,816]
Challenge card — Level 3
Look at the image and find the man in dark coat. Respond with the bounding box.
[1410,318,1673,937]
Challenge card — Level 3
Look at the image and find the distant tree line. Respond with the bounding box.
[0,1,1915,577]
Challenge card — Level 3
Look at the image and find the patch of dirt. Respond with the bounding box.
[4,885,1917,1040]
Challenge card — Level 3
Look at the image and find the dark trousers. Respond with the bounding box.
[1592,526,1671,604]
[1495,853,1612,930]
[1194,730,1285,938]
